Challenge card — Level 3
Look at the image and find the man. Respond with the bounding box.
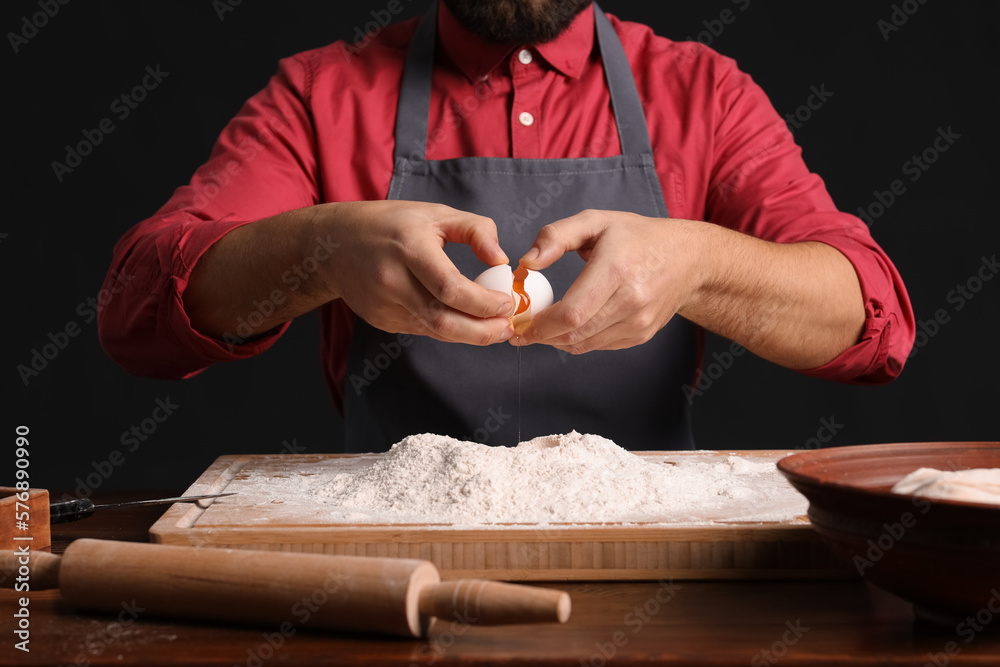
[98,0,914,451]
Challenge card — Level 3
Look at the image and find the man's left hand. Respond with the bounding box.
[515,209,702,354]
[515,209,866,370]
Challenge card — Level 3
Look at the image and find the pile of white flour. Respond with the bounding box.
[309,431,806,525]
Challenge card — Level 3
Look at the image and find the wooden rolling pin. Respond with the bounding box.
[2,539,569,638]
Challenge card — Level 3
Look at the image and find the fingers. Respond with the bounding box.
[380,307,514,346]
[406,274,514,345]
[532,300,665,354]
[436,209,510,268]
[518,259,619,344]
[407,302,515,346]
[406,210,512,320]
[406,240,512,319]
[375,275,515,346]
[516,211,622,344]
[512,210,683,353]
[519,209,609,270]
[518,279,653,352]
[392,236,514,346]
[333,201,519,345]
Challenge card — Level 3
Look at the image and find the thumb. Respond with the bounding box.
[519,210,609,270]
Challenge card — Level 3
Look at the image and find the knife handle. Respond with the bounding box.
[49,498,95,524]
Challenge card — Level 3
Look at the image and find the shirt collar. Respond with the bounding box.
[437,1,595,82]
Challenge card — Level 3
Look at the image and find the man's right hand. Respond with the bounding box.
[324,201,515,344]
[184,200,515,346]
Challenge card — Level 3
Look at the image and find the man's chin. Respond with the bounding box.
[442,0,592,45]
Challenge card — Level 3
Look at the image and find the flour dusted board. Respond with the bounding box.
[150,452,852,581]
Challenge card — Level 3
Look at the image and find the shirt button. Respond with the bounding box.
[518,111,534,126]
[517,49,533,65]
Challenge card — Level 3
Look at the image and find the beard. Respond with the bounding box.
[442,0,592,45]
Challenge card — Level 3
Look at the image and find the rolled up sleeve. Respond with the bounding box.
[703,55,915,383]
[796,219,913,384]
[98,52,321,378]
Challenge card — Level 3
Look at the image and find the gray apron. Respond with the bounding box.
[343,2,697,452]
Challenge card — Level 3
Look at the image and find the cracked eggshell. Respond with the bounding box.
[474,265,554,317]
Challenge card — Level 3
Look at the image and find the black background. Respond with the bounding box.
[4,0,997,492]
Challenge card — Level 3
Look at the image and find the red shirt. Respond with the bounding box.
[98,2,915,409]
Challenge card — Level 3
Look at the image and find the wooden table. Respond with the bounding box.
[3,491,999,666]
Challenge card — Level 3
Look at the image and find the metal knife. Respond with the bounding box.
[50,493,236,523]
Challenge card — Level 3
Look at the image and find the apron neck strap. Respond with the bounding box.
[392,1,655,160]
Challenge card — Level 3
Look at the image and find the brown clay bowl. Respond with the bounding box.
[777,442,1000,625]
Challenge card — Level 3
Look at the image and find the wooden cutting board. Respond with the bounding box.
[150,451,853,581]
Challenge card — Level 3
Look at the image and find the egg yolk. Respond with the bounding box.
[511,265,532,335]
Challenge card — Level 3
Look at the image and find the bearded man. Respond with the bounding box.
[98,1,914,451]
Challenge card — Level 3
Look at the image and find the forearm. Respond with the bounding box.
[184,204,340,341]
[680,222,865,369]
[183,199,514,347]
